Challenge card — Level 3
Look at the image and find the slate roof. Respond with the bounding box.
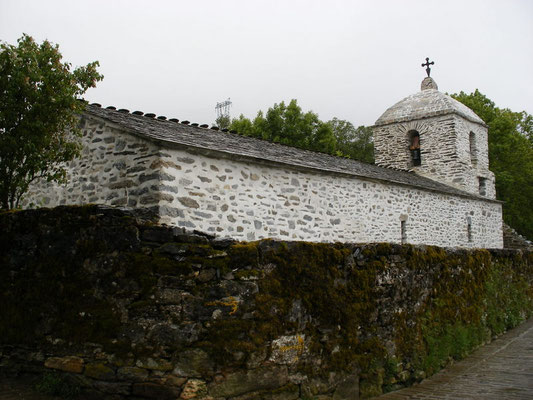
[85,104,496,202]
[375,89,486,127]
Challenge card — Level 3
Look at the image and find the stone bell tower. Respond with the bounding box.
[372,59,496,199]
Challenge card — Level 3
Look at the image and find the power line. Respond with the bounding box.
[215,98,232,119]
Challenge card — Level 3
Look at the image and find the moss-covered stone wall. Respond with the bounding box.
[1,206,532,399]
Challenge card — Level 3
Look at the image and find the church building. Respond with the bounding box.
[24,66,503,248]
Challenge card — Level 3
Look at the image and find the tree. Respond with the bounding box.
[327,118,374,163]
[0,34,102,209]
[229,99,338,155]
[452,90,533,239]
[228,100,377,162]
[215,114,231,130]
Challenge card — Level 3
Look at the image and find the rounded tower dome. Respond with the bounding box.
[375,77,485,127]
[372,68,495,199]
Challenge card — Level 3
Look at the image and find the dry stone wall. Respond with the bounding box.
[0,206,531,399]
[503,223,533,250]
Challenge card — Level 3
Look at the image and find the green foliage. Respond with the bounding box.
[0,34,103,209]
[35,372,81,398]
[405,250,532,383]
[451,90,533,239]
[229,100,375,162]
[215,114,231,129]
[416,322,486,377]
[484,258,533,334]
[327,117,375,163]
[230,99,337,154]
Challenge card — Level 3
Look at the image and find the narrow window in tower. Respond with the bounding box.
[479,177,487,196]
[469,131,478,166]
[467,217,473,242]
[401,220,407,244]
[409,131,421,166]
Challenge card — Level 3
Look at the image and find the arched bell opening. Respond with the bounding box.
[408,130,421,167]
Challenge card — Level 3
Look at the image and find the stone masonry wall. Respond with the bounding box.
[22,116,163,209]
[457,117,496,198]
[503,223,533,250]
[374,115,456,173]
[23,115,503,249]
[0,206,531,399]
[155,146,502,248]
[373,115,496,200]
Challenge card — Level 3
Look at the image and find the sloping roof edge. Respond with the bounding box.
[83,104,501,204]
[374,89,488,128]
[373,108,488,128]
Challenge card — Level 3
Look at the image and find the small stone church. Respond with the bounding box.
[24,71,503,248]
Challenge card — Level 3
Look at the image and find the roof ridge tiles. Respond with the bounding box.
[91,103,213,129]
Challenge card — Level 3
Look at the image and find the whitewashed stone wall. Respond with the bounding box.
[154,147,502,248]
[22,117,162,209]
[456,118,496,198]
[374,114,496,199]
[24,116,503,249]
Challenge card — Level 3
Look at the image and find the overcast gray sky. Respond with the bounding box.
[1,0,532,127]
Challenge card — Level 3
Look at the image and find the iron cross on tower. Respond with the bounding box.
[421,57,434,77]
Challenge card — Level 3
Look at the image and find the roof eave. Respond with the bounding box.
[372,109,488,129]
[83,108,500,205]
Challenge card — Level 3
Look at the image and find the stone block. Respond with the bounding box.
[300,378,333,398]
[332,374,359,399]
[117,366,149,381]
[84,362,116,380]
[141,226,175,243]
[197,269,216,283]
[139,172,160,183]
[160,375,188,387]
[108,180,135,189]
[269,335,307,365]
[208,366,288,398]
[132,382,181,399]
[92,380,131,395]
[230,384,300,400]
[179,197,200,208]
[173,348,214,378]
[158,288,184,304]
[180,379,208,399]
[44,356,84,373]
[135,357,173,371]
[158,242,189,255]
